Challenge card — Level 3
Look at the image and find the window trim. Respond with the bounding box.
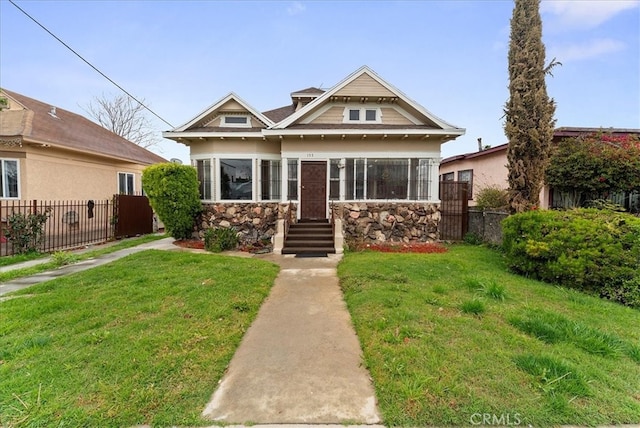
[0,158,20,199]
[221,115,251,128]
[342,107,382,124]
[194,158,213,201]
[117,172,135,195]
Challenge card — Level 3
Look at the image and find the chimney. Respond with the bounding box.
[477,137,483,151]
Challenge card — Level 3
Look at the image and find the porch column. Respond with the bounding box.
[281,157,288,202]
[430,158,441,202]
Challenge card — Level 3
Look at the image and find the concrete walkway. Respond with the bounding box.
[0,238,383,426]
[0,237,178,297]
[202,253,381,425]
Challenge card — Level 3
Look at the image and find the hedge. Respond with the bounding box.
[142,163,202,240]
[502,209,640,308]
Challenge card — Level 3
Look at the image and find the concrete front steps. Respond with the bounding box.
[282,219,336,255]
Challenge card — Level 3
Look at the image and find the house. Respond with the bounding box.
[0,89,167,201]
[163,66,465,253]
[439,127,640,211]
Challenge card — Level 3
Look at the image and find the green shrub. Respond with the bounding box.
[51,251,80,267]
[4,209,51,254]
[475,185,510,211]
[142,163,202,240]
[502,209,640,307]
[204,227,239,252]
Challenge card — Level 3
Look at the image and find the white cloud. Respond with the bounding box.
[287,1,306,16]
[548,38,626,62]
[541,0,639,30]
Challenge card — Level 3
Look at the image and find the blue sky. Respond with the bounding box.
[1,0,638,163]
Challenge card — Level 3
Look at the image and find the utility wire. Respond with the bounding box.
[8,0,174,129]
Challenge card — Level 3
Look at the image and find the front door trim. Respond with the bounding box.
[300,160,327,219]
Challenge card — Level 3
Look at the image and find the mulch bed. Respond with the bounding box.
[353,242,448,253]
[173,239,448,254]
[173,239,205,250]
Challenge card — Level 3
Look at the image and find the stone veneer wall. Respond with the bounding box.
[198,203,296,246]
[332,202,441,244]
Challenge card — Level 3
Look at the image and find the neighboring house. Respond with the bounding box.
[439,127,640,211]
[0,89,167,201]
[163,66,465,251]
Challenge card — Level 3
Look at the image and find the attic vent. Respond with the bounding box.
[48,106,58,118]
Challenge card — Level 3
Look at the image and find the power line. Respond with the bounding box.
[8,0,174,129]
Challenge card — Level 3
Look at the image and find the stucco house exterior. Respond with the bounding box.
[0,89,167,201]
[163,66,465,253]
[439,127,640,211]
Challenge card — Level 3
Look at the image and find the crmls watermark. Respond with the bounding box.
[470,413,522,426]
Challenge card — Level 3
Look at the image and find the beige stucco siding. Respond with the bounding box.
[14,150,144,200]
[334,74,396,97]
[281,138,442,157]
[189,139,281,156]
[0,146,151,201]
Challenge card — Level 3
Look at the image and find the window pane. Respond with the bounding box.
[261,160,281,200]
[442,172,454,181]
[287,159,298,200]
[365,109,376,121]
[225,116,247,124]
[126,174,134,195]
[1,160,19,198]
[415,159,431,200]
[118,173,127,194]
[458,169,473,199]
[349,109,360,121]
[221,159,252,200]
[196,159,212,199]
[366,159,408,199]
[329,159,340,199]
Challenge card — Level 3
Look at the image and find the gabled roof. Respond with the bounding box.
[171,92,274,132]
[262,104,296,123]
[0,89,166,165]
[270,65,464,134]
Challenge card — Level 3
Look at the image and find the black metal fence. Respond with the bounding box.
[0,199,112,256]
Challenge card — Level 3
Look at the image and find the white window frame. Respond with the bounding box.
[193,157,214,201]
[342,106,382,124]
[118,172,135,195]
[221,115,252,128]
[0,158,20,199]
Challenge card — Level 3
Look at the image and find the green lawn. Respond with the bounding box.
[338,245,640,427]
[0,250,279,427]
[0,234,167,283]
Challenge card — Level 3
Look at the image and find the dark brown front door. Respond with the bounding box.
[300,161,327,219]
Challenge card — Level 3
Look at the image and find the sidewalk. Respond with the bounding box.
[202,253,382,425]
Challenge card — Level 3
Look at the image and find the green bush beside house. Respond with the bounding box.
[142,163,202,240]
[502,209,640,308]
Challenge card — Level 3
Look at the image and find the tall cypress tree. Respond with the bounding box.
[504,0,557,213]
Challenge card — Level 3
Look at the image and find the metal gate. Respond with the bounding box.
[439,181,469,240]
[113,194,154,238]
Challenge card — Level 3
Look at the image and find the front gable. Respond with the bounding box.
[171,93,274,134]
[268,66,463,138]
